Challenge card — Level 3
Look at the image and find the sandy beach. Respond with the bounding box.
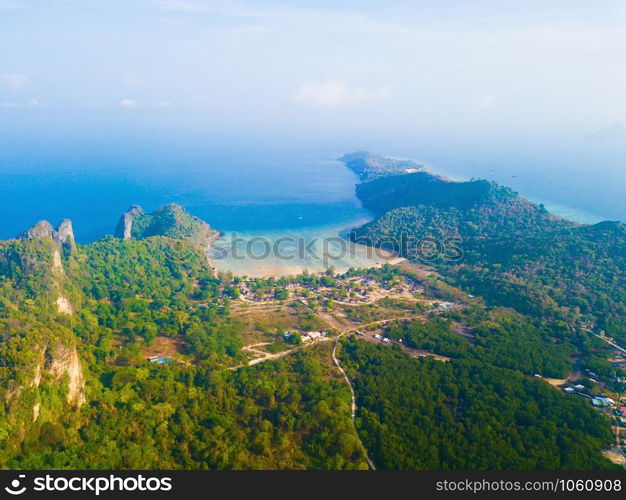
[207,231,405,278]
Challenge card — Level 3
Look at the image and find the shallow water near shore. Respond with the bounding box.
[208,220,402,278]
[0,149,370,242]
[1,140,623,277]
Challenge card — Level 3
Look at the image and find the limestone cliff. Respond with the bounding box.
[114,204,145,240]
[10,219,78,314]
[56,219,76,252]
[5,340,86,429]
[20,218,76,253]
[7,343,85,406]
[22,220,55,239]
[0,220,85,448]
[43,343,86,406]
[114,203,218,248]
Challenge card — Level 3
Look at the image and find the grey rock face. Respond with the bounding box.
[23,221,55,239]
[57,219,75,245]
[20,219,76,252]
[115,204,145,240]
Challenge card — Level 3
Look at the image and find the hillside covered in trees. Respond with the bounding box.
[339,338,615,470]
[345,153,626,340]
[0,210,366,469]
[0,195,622,470]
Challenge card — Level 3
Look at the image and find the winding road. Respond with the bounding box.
[231,294,443,471]
[230,337,333,370]
[331,330,377,470]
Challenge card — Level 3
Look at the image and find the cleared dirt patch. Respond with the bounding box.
[234,304,325,344]
[142,336,186,359]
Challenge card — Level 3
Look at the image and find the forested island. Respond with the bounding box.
[0,152,624,470]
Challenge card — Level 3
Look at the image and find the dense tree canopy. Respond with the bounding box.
[340,338,616,470]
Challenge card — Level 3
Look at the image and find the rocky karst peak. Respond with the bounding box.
[20,219,76,252]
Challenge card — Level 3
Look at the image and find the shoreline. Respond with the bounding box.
[387,155,608,226]
[205,225,405,279]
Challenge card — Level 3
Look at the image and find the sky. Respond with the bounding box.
[2,1,626,152]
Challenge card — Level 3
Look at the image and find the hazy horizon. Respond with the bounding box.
[3,1,626,138]
[2,0,625,235]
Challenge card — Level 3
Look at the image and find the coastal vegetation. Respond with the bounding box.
[1,159,625,470]
[346,156,626,340]
[339,338,615,470]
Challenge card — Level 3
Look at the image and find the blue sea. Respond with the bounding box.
[0,147,370,243]
[1,135,624,275]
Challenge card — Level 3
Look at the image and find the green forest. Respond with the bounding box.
[1,180,624,470]
[384,311,575,378]
[339,338,616,470]
[0,233,366,469]
[350,168,626,341]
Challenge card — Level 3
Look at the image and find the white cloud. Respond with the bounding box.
[27,98,40,107]
[291,79,391,108]
[120,99,139,108]
[479,95,500,109]
[1,73,30,92]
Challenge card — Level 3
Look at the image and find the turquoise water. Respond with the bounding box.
[0,148,372,243]
[418,162,606,225]
[0,144,402,275]
[1,137,623,275]
[208,220,397,277]
[389,140,625,225]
